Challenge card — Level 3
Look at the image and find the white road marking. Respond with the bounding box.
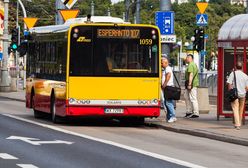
[3,114,206,168]
[0,153,18,160]
[6,136,73,145]
[17,164,39,168]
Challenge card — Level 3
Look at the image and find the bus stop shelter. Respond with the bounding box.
[217,14,248,121]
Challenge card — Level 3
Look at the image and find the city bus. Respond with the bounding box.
[25,16,161,123]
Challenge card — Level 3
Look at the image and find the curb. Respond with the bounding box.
[145,122,248,147]
[0,96,25,103]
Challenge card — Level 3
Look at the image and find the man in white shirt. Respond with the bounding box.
[227,62,248,130]
[161,57,176,123]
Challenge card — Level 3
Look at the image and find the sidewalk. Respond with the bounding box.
[0,90,248,146]
[147,102,248,146]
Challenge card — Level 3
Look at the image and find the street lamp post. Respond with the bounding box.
[160,0,172,58]
[0,0,10,92]
[177,40,182,72]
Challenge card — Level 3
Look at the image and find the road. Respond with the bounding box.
[0,97,248,168]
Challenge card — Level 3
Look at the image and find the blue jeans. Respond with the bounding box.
[164,99,176,120]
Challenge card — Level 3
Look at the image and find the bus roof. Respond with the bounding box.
[29,16,128,34]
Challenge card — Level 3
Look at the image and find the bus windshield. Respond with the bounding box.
[69,26,159,77]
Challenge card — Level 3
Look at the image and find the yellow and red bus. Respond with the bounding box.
[26,16,161,123]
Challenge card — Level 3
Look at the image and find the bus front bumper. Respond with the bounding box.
[67,106,160,117]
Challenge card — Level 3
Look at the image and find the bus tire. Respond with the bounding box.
[32,93,43,118]
[51,94,59,123]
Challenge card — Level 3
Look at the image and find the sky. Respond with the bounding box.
[111,0,124,4]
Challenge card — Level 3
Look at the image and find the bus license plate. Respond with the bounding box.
[104,108,124,114]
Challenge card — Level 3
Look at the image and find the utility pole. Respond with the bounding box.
[15,1,20,91]
[246,0,248,13]
[0,0,10,92]
[56,0,65,25]
[160,0,172,57]
[107,7,111,16]
[125,0,130,22]
[91,1,94,16]
[136,0,140,24]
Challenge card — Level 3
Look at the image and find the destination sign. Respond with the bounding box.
[97,29,140,39]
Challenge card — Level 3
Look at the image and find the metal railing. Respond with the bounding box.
[173,71,217,96]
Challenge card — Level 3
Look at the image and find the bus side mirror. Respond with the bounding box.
[18,42,28,57]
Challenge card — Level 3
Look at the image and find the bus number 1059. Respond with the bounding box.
[140,39,153,45]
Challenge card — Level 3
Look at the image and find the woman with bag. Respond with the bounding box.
[161,57,177,123]
[227,62,248,130]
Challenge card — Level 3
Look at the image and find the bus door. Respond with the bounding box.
[68,26,94,100]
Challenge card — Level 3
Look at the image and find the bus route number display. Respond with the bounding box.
[97,29,140,39]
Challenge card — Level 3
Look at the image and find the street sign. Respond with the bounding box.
[201,50,207,56]
[161,35,176,43]
[204,34,208,39]
[61,0,78,9]
[59,9,79,21]
[196,14,208,26]
[155,11,174,35]
[23,18,38,29]
[196,2,208,14]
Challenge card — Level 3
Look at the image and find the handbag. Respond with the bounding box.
[227,71,238,102]
[164,71,181,100]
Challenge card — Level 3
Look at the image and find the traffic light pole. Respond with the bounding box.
[16,2,20,91]
[0,0,10,92]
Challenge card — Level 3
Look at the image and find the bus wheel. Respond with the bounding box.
[32,94,42,118]
[51,95,59,123]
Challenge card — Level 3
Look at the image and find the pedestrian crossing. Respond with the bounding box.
[0,153,38,168]
[0,153,18,159]
[17,164,39,168]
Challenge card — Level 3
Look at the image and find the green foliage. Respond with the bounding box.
[76,0,111,16]
[8,0,246,59]
[171,1,245,60]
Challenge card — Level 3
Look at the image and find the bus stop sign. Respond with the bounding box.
[155,11,174,35]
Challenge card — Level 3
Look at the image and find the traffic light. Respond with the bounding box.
[10,28,19,51]
[198,28,204,51]
[193,28,204,52]
[17,41,28,57]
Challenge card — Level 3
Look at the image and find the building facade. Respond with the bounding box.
[171,0,189,4]
[230,0,247,7]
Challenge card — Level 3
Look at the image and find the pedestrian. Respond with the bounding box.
[161,57,177,123]
[227,62,248,130]
[184,54,199,118]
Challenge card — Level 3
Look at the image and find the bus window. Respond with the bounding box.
[93,26,159,77]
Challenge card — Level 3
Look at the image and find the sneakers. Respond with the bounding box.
[189,114,199,118]
[167,117,177,123]
[185,113,199,118]
[234,126,240,130]
[184,113,193,118]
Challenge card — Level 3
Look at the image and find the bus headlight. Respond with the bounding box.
[151,99,158,105]
[69,98,76,104]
